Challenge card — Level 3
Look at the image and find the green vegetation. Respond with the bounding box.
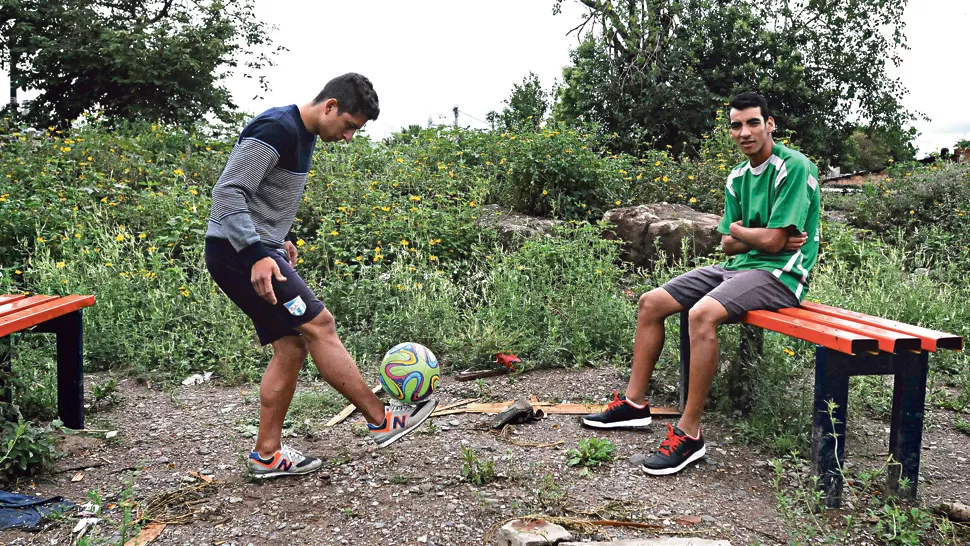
[566,437,616,467]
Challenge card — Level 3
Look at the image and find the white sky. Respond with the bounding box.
[3,1,967,156]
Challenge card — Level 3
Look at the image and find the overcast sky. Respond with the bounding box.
[4,1,967,155]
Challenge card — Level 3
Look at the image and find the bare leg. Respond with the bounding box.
[677,296,730,437]
[296,309,385,425]
[625,288,683,405]
[255,335,308,457]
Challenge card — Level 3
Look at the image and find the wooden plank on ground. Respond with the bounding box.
[123,523,166,546]
[431,401,680,417]
[325,384,383,427]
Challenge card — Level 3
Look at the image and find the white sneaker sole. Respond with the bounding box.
[641,445,706,476]
[581,416,653,429]
[250,463,322,479]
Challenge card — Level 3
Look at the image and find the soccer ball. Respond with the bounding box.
[379,342,440,403]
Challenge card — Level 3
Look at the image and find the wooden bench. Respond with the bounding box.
[677,302,962,508]
[1,294,96,430]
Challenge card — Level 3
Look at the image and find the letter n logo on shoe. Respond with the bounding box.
[283,296,306,316]
[277,459,293,472]
[392,416,407,429]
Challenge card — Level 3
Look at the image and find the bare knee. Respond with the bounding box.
[638,288,679,322]
[271,335,309,365]
[297,309,338,343]
[687,298,728,335]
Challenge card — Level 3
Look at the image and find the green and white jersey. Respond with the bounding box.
[717,143,821,301]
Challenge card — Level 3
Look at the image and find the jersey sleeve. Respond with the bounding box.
[718,175,743,235]
[766,157,814,233]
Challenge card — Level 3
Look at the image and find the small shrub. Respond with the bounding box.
[460,446,496,485]
[0,417,59,481]
[566,437,616,467]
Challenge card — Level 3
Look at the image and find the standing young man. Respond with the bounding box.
[205,73,438,479]
[582,92,820,476]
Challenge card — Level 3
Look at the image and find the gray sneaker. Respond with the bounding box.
[368,399,439,448]
[247,444,322,479]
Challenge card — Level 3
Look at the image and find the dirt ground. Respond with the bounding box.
[5,367,970,546]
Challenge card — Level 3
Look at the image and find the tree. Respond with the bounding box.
[552,0,916,163]
[487,72,549,132]
[0,0,278,127]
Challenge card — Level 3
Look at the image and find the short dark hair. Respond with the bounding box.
[729,92,770,120]
[313,73,380,121]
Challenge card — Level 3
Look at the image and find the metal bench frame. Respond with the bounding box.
[677,302,962,508]
[1,294,96,430]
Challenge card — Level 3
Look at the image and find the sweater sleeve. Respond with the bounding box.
[209,123,283,267]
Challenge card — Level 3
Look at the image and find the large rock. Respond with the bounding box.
[476,205,560,247]
[602,203,721,268]
[496,519,573,546]
[559,537,731,546]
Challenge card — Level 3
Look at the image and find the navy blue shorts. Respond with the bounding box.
[205,237,325,345]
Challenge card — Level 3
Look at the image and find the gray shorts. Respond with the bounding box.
[661,265,799,321]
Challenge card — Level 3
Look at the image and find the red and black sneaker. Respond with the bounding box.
[641,423,706,476]
[581,390,652,429]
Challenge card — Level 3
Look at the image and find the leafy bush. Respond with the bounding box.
[566,437,616,467]
[0,417,59,481]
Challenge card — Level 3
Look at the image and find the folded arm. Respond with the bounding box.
[728,222,805,254]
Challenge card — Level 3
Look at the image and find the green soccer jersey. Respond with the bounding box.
[717,143,821,301]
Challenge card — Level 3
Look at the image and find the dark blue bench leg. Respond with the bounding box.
[811,347,850,509]
[41,311,85,430]
[887,350,928,500]
[679,311,690,412]
[1,335,11,408]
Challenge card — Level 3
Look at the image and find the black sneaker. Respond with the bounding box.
[641,423,706,476]
[581,390,652,429]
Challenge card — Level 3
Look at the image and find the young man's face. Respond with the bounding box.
[729,106,775,160]
[317,99,368,143]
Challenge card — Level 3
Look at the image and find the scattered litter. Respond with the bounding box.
[675,515,703,525]
[73,516,100,536]
[491,397,542,429]
[78,501,101,517]
[456,352,522,381]
[181,371,213,386]
[105,430,118,439]
[71,471,85,482]
[0,491,76,530]
[123,523,167,546]
[188,471,214,484]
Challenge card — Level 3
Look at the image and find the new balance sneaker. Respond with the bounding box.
[247,444,322,479]
[368,399,439,448]
[640,423,706,476]
[581,390,652,429]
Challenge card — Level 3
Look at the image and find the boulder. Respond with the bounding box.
[602,203,721,268]
[476,205,560,247]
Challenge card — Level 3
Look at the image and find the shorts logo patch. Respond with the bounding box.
[283,295,306,316]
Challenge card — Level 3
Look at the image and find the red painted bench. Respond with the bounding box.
[678,302,962,508]
[1,294,96,429]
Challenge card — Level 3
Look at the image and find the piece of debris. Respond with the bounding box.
[325,384,383,426]
[560,539,731,545]
[674,515,702,525]
[72,517,100,537]
[71,471,85,482]
[105,430,118,439]
[937,501,970,522]
[433,399,680,417]
[181,371,213,386]
[492,398,542,429]
[123,523,167,546]
[456,352,522,381]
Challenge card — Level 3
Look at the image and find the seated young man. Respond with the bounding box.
[582,91,821,476]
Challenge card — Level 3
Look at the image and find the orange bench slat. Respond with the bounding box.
[0,295,96,338]
[801,301,963,352]
[0,294,27,305]
[0,295,60,319]
[742,310,879,355]
[776,308,922,353]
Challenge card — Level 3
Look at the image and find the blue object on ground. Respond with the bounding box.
[0,490,75,530]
